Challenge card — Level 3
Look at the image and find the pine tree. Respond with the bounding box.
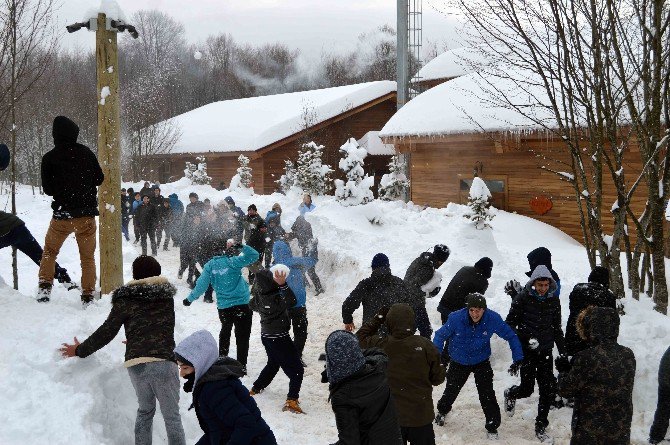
[276,159,297,193]
[464,177,495,229]
[378,155,409,201]
[229,154,253,192]
[335,138,374,206]
[294,141,333,195]
[184,156,212,185]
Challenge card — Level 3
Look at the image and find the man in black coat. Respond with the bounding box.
[437,257,492,324]
[244,204,267,279]
[135,195,158,256]
[651,346,670,444]
[342,253,416,333]
[565,266,617,357]
[38,116,104,305]
[505,265,566,442]
[404,244,450,339]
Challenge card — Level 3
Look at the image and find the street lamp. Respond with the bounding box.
[66,17,139,39]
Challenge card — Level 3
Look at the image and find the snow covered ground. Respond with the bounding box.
[1,180,668,444]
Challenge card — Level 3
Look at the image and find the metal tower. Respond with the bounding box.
[397,0,423,109]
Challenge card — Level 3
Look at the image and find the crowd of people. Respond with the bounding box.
[9,115,668,445]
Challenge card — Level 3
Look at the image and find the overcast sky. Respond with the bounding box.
[57,0,465,61]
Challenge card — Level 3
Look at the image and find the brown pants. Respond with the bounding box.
[39,217,97,294]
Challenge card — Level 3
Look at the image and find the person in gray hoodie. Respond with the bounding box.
[174,330,277,445]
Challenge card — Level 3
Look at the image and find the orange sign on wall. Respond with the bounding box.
[530,195,553,215]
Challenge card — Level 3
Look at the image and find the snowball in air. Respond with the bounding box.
[194,51,202,60]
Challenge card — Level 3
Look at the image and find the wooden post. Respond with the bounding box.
[96,13,123,294]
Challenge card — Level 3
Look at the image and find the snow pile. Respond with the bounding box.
[464,177,496,229]
[334,138,374,206]
[166,81,396,154]
[294,142,333,196]
[184,156,212,185]
[1,181,669,444]
[378,155,409,201]
[416,47,489,82]
[357,131,395,156]
[99,86,111,106]
[84,0,128,21]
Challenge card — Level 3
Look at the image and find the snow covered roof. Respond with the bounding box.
[166,81,396,154]
[84,0,127,21]
[380,69,558,138]
[357,131,395,156]
[415,47,488,83]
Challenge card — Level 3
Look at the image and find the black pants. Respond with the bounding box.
[401,423,435,445]
[133,217,140,242]
[264,240,274,268]
[156,224,171,248]
[253,334,304,400]
[288,306,308,356]
[437,360,501,433]
[139,228,157,256]
[507,350,554,426]
[178,250,200,283]
[218,304,252,366]
[121,217,130,241]
[0,225,67,280]
[650,349,670,442]
[415,304,432,339]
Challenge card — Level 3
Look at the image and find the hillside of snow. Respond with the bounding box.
[1,180,668,444]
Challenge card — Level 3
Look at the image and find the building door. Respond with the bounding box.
[458,174,508,210]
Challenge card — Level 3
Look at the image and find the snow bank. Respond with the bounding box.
[1,181,669,444]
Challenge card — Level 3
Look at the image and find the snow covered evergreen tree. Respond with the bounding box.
[184,156,212,185]
[464,177,495,229]
[334,138,374,206]
[378,155,409,201]
[229,154,253,193]
[294,141,333,195]
[276,159,297,193]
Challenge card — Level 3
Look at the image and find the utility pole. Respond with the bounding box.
[9,0,18,290]
[397,0,411,202]
[67,13,138,294]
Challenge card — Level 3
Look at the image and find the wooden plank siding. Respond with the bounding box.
[402,132,650,244]
[145,96,398,195]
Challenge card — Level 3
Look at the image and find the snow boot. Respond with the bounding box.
[504,388,516,417]
[37,283,52,303]
[315,287,325,296]
[434,412,446,426]
[535,424,553,443]
[55,271,78,291]
[81,294,94,307]
[282,398,305,414]
[177,271,184,280]
[550,396,565,410]
[487,431,499,440]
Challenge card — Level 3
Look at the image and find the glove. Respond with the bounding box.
[508,360,522,376]
[555,354,572,373]
[504,280,522,298]
[528,338,540,350]
[429,286,441,297]
[182,298,191,307]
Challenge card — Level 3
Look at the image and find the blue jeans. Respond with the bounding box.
[0,224,67,280]
[127,361,186,445]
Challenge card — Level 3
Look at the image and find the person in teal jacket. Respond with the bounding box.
[183,243,259,371]
[271,239,316,358]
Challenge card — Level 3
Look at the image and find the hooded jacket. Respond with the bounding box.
[433,307,524,366]
[342,266,417,326]
[0,211,24,238]
[249,270,298,335]
[357,304,446,427]
[271,240,316,307]
[186,245,259,309]
[175,330,277,445]
[168,193,184,217]
[244,213,267,252]
[325,338,402,445]
[437,265,490,316]
[525,247,562,297]
[76,276,177,363]
[41,116,104,219]
[558,307,635,445]
[506,265,566,354]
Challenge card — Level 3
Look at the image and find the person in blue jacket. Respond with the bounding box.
[175,329,277,445]
[168,193,184,247]
[432,293,523,439]
[183,242,259,371]
[298,194,315,216]
[271,239,316,359]
[131,191,142,244]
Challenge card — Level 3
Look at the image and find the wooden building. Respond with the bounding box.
[380,70,650,243]
[146,82,397,195]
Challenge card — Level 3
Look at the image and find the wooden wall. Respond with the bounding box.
[403,132,649,243]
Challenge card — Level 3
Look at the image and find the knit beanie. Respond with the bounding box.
[465,292,487,309]
[371,253,390,269]
[325,330,366,385]
[225,196,235,205]
[0,143,9,171]
[588,266,610,287]
[433,244,450,262]
[474,257,493,278]
[132,255,161,280]
[248,204,257,211]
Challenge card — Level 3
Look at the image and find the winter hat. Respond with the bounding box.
[248,204,257,211]
[0,143,9,171]
[224,196,235,205]
[371,253,390,270]
[272,203,282,211]
[526,247,552,276]
[433,244,450,263]
[52,116,79,145]
[465,292,487,309]
[474,257,494,278]
[588,266,609,288]
[189,192,198,199]
[132,255,161,280]
[174,330,219,386]
[325,330,366,385]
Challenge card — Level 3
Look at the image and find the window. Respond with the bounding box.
[458,175,508,210]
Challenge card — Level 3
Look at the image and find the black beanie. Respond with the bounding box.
[371,253,390,269]
[474,257,493,278]
[588,266,609,287]
[465,292,487,309]
[433,244,450,263]
[132,255,161,280]
[248,204,257,211]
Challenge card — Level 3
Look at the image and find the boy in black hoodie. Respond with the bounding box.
[249,268,305,414]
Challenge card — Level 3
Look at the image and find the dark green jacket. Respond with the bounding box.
[357,304,446,427]
[0,211,24,237]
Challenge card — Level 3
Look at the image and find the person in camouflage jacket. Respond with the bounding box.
[557,306,635,445]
